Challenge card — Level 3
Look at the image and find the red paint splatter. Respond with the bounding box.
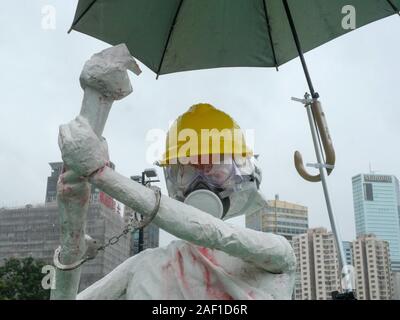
[79,191,90,206]
[60,183,73,197]
[177,251,190,290]
[189,251,198,263]
[203,265,211,288]
[198,247,219,266]
[177,251,184,278]
[211,290,234,300]
[201,262,234,300]
[248,291,256,299]
[95,165,107,177]
[89,163,110,179]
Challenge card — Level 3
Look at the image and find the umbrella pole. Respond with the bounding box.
[282,0,354,295]
[282,0,318,99]
[303,95,353,294]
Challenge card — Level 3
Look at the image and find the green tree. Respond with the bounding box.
[0,257,50,300]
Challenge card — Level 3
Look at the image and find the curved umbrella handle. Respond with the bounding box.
[294,100,336,182]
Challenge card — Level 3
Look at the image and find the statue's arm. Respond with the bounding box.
[50,169,90,300]
[51,44,140,300]
[88,167,296,274]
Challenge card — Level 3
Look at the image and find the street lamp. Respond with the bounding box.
[131,175,141,183]
[143,168,158,178]
[130,168,160,254]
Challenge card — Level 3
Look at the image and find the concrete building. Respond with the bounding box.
[352,234,393,300]
[0,162,130,292]
[352,173,400,272]
[292,228,341,300]
[0,203,130,291]
[246,194,308,241]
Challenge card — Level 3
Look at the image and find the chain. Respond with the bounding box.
[54,186,162,271]
[97,214,143,252]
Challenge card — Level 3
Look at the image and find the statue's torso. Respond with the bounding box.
[125,240,295,300]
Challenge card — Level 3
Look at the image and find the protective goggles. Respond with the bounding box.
[164,156,256,199]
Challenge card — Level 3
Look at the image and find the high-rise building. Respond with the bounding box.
[246,194,308,241]
[343,241,353,266]
[292,228,341,300]
[45,162,63,203]
[352,173,400,272]
[0,162,130,292]
[352,234,393,300]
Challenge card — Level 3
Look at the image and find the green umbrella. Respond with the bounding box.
[68,0,399,297]
[70,0,399,77]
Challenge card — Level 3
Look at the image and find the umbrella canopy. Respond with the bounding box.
[70,0,399,76]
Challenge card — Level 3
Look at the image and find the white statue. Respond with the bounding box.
[51,45,296,300]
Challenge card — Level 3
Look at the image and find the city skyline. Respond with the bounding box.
[3,163,400,246]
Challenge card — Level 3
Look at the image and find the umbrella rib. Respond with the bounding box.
[263,0,279,71]
[68,0,98,34]
[386,0,400,15]
[156,0,185,78]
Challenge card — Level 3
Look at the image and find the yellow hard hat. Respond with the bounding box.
[159,103,252,165]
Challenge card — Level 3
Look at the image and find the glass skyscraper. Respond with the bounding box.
[352,173,400,272]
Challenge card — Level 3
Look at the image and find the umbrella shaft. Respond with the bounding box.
[282,0,318,99]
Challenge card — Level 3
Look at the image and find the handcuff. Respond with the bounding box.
[53,186,162,271]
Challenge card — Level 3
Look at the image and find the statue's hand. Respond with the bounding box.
[58,115,110,177]
[80,43,140,100]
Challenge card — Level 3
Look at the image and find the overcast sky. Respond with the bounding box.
[1,1,399,245]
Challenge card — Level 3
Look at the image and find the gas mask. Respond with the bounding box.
[163,156,265,220]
